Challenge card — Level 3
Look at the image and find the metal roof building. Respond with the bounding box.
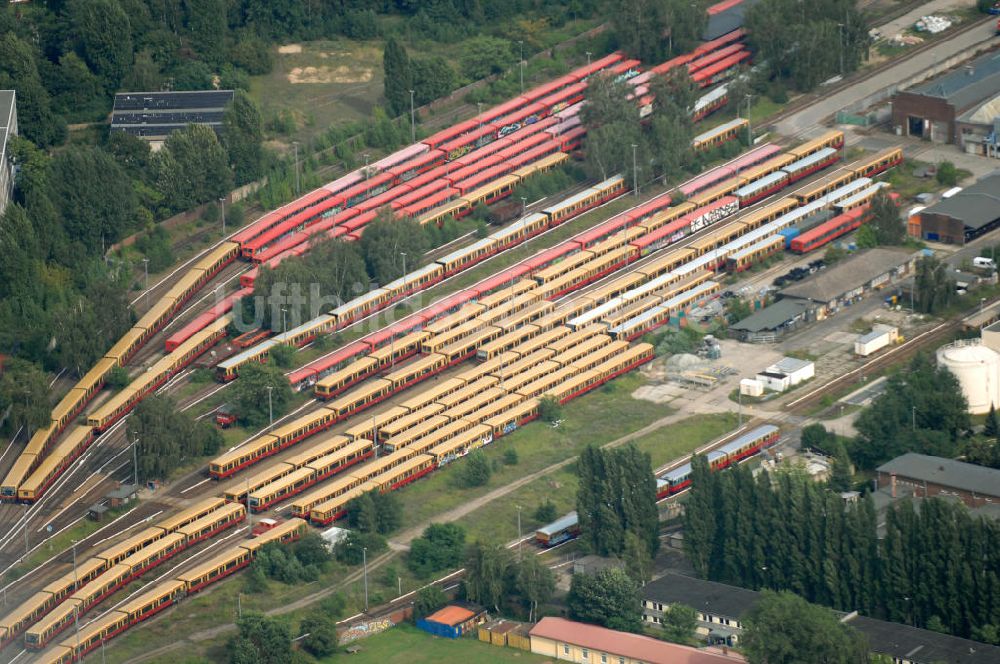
[0,90,16,215]
[779,248,916,312]
[892,50,1000,144]
[110,90,235,147]
[909,171,1000,244]
[729,299,810,343]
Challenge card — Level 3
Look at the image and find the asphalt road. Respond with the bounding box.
[776,17,999,135]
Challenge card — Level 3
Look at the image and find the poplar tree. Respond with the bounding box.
[383,37,412,117]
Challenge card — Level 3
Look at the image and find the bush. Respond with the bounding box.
[459,450,492,487]
[538,396,562,423]
[269,344,295,368]
[503,448,519,465]
[406,523,466,577]
[335,531,386,566]
[413,586,448,620]
[535,500,558,523]
[106,366,130,389]
[936,161,959,187]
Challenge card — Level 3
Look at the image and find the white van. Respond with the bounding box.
[973,257,997,270]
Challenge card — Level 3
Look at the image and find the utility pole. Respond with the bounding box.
[631,144,639,197]
[23,504,28,560]
[516,505,523,561]
[266,385,273,432]
[738,390,743,427]
[74,604,81,652]
[293,142,300,194]
[744,94,754,146]
[219,197,226,236]
[281,307,288,336]
[246,476,252,534]
[238,592,242,619]
[519,41,524,93]
[72,539,79,590]
[911,405,916,431]
[409,89,416,143]
[585,51,592,66]
[133,435,139,489]
[362,547,369,612]
[142,258,150,307]
[838,23,845,76]
[521,196,527,217]
[363,153,370,179]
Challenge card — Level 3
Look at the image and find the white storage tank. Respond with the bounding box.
[936,341,1000,414]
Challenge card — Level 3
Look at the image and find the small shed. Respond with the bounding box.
[755,357,814,392]
[478,619,531,649]
[417,604,486,639]
[854,324,899,357]
[87,503,109,522]
[106,484,137,508]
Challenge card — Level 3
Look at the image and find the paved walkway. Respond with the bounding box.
[776,17,998,135]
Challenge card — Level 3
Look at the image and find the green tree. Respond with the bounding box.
[127,394,222,482]
[105,366,130,389]
[682,455,717,577]
[867,190,904,245]
[413,585,447,619]
[358,212,429,285]
[503,448,519,465]
[48,146,141,253]
[464,542,513,612]
[346,491,380,533]
[299,610,338,657]
[383,37,412,117]
[412,56,458,105]
[659,604,698,645]
[801,423,834,453]
[936,161,959,187]
[459,450,492,487]
[914,254,954,315]
[534,500,557,524]
[538,395,562,423]
[186,0,227,65]
[829,441,854,492]
[68,0,134,92]
[514,554,556,622]
[229,612,291,664]
[461,36,514,79]
[985,404,999,439]
[407,523,466,577]
[742,591,868,664]
[335,530,386,566]
[268,344,295,368]
[155,124,233,214]
[0,359,50,437]
[223,91,265,185]
[0,34,65,146]
[231,362,293,428]
[623,531,652,586]
[567,567,643,633]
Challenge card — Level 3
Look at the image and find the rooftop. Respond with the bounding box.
[644,573,761,620]
[920,171,1000,230]
[424,605,477,626]
[730,298,809,333]
[780,248,914,303]
[876,453,1000,497]
[958,93,1000,124]
[644,574,1000,663]
[110,90,235,140]
[771,357,813,374]
[908,50,1000,111]
[529,617,741,664]
[703,0,759,41]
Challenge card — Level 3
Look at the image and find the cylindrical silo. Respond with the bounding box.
[936,341,1000,414]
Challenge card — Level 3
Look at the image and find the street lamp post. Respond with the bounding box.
[23,504,28,560]
[266,385,273,432]
[409,89,416,143]
[744,94,754,145]
[631,144,639,197]
[219,197,226,236]
[293,142,300,194]
[519,41,524,93]
[520,196,527,217]
[362,547,369,612]
[363,153,370,179]
[516,505,523,561]
[585,51,592,66]
[281,307,288,336]
[132,435,139,490]
[142,258,150,307]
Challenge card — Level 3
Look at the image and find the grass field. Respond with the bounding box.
[319,623,554,663]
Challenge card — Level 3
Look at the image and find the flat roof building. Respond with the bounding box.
[908,171,1000,244]
[891,50,1000,144]
[729,299,810,343]
[0,90,17,216]
[876,453,1000,509]
[110,90,235,148]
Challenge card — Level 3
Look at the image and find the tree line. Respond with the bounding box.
[126,394,223,483]
[683,459,1000,642]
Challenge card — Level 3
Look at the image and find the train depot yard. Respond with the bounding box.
[2,0,1000,662]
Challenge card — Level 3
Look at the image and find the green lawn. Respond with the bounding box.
[319,624,554,664]
[5,518,104,582]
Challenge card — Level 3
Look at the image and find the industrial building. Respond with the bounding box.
[779,248,917,317]
[642,573,1000,663]
[936,339,1000,414]
[854,324,899,357]
[891,50,1000,149]
[907,171,1000,244]
[110,90,235,148]
[0,90,17,216]
[528,616,742,664]
[750,357,815,393]
[729,299,811,343]
[876,453,1000,509]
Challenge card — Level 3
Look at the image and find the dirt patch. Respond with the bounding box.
[278,44,303,54]
[287,65,374,84]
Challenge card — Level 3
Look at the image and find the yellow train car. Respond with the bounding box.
[793,167,857,203]
[736,197,799,231]
[377,405,446,442]
[157,496,228,533]
[314,357,379,399]
[849,147,903,179]
[384,353,448,390]
[786,129,845,159]
[343,408,409,442]
[326,378,393,419]
[476,279,537,309]
[423,303,486,337]
[428,424,494,466]
[511,152,569,180]
[440,387,505,422]
[176,545,252,593]
[506,327,569,358]
[485,398,540,437]
[399,377,467,412]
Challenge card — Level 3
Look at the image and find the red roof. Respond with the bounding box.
[425,605,476,626]
[529,617,743,664]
